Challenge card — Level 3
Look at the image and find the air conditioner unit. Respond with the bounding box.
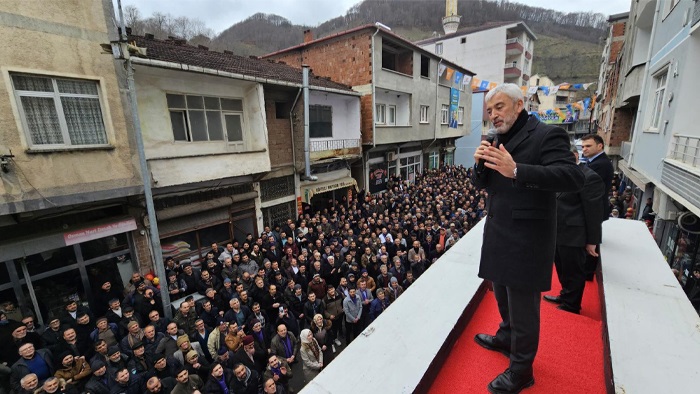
[386,151,397,162]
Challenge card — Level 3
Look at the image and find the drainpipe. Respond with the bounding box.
[628,0,661,167]
[290,88,302,175]
[428,58,443,150]
[116,0,172,318]
[302,65,318,181]
[371,27,380,149]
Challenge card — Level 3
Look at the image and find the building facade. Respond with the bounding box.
[262,25,474,193]
[611,0,700,279]
[416,21,536,87]
[0,0,144,324]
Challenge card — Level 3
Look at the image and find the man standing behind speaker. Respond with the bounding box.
[580,134,614,280]
[472,83,584,394]
[544,149,605,314]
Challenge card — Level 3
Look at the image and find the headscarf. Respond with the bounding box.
[300,328,320,360]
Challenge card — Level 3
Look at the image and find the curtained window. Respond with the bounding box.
[12,74,108,147]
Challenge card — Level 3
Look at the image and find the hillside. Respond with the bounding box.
[129,0,607,84]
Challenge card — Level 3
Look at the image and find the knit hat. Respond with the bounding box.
[176,335,190,347]
[242,335,254,346]
[224,278,232,284]
[90,359,106,371]
[390,277,398,283]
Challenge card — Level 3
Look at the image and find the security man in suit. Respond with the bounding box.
[580,134,614,280]
[544,149,604,314]
[472,83,584,394]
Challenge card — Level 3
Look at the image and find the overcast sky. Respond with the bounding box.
[120,0,632,34]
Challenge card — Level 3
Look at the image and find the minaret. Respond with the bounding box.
[442,0,461,35]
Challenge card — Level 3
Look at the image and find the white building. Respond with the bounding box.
[416,21,537,87]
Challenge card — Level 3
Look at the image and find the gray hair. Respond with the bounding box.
[485,83,524,105]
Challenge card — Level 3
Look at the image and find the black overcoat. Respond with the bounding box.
[473,115,584,291]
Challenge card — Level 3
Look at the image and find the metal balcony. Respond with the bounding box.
[309,138,362,161]
[668,134,700,167]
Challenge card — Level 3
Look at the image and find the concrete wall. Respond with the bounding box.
[0,0,141,214]
[309,91,361,140]
[263,87,295,169]
[132,66,271,188]
[429,27,506,84]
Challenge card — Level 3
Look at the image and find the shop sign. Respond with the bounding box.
[369,163,388,194]
[310,179,356,195]
[64,218,137,246]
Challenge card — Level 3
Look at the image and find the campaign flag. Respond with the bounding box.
[573,84,583,89]
[453,71,463,86]
[527,86,538,95]
[488,81,498,90]
[449,88,460,129]
[462,75,472,90]
[445,67,455,81]
[583,83,594,90]
[438,63,447,78]
[541,86,550,96]
[471,77,481,90]
[583,97,591,110]
[550,86,560,95]
[479,80,489,90]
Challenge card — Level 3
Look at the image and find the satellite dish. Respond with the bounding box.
[677,212,700,234]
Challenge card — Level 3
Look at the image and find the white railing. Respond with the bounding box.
[621,141,632,162]
[505,37,520,44]
[504,62,519,69]
[669,134,700,167]
[310,138,361,152]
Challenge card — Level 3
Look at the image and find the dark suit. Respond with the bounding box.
[583,151,614,279]
[554,166,604,312]
[473,113,584,374]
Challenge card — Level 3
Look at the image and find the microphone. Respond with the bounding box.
[476,129,498,172]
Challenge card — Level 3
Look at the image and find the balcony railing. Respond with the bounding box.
[310,138,361,152]
[669,134,700,167]
[621,141,632,162]
[505,38,520,44]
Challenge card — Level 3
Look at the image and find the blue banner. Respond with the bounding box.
[449,88,460,129]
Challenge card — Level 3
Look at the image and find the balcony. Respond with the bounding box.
[621,141,632,162]
[505,38,524,55]
[503,62,522,78]
[309,138,361,161]
[525,51,532,60]
[668,134,700,167]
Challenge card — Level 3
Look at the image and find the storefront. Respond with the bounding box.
[1,217,138,325]
[301,175,358,213]
[398,148,422,183]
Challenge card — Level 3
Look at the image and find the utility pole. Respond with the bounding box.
[112,0,172,318]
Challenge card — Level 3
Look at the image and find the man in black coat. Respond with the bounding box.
[544,150,604,314]
[472,83,584,393]
[580,133,614,280]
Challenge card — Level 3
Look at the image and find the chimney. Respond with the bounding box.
[303,29,313,43]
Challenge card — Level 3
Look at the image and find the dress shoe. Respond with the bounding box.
[487,368,535,394]
[557,305,580,314]
[474,334,510,358]
[542,295,562,304]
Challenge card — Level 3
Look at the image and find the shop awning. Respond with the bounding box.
[303,177,358,202]
[618,160,649,188]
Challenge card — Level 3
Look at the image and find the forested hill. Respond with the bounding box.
[127,0,608,83]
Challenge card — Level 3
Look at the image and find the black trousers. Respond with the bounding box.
[345,320,362,344]
[492,282,541,375]
[554,245,587,312]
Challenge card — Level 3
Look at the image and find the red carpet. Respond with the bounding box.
[428,271,605,393]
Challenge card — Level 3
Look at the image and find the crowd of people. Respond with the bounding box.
[0,165,490,394]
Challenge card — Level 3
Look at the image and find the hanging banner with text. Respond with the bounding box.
[64,218,137,246]
[369,163,389,194]
[449,88,460,128]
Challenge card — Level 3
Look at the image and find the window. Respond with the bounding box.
[399,154,421,183]
[444,151,454,166]
[375,104,386,124]
[435,43,443,55]
[460,37,466,44]
[11,74,108,147]
[428,151,439,169]
[382,49,397,71]
[167,93,244,144]
[420,105,429,123]
[649,68,668,130]
[387,105,396,126]
[420,55,430,78]
[309,105,332,138]
[458,107,465,125]
[441,104,449,124]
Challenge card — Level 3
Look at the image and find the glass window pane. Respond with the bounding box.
[15,246,77,279]
[225,114,243,142]
[206,111,224,140]
[186,95,204,109]
[61,97,108,145]
[189,110,208,141]
[56,79,98,95]
[27,268,85,323]
[20,96,64,145]
[80,232,129,261]
[13,75,53,92]
[170,111,188,141]
[221,98,243,111]
[167,94,186,108]
[204,96,220,110]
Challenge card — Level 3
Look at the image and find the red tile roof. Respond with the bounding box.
[128,35,355,92]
